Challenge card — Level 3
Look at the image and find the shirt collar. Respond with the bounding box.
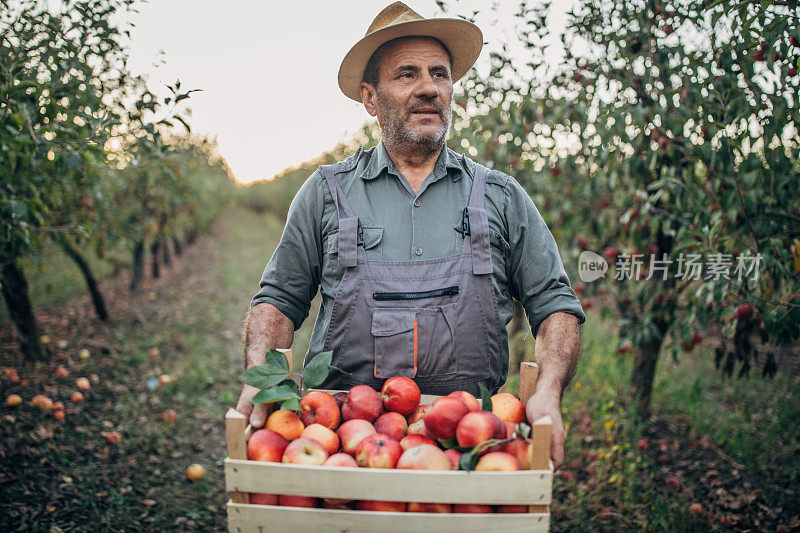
[360,140,466,182]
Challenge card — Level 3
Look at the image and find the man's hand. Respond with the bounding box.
[525,389,566,470]
[236,383,269,429]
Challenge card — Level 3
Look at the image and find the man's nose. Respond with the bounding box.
[413,73,440,99]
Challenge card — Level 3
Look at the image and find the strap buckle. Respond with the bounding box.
[357,223,364,247]
[461,207,471,236]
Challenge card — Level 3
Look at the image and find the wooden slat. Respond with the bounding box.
[225,409,249,504]
[225,459,551,505]
[519,361,540,407]
[529,414,553,514]
[226,502,549,533]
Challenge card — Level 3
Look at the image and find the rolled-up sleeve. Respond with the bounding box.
[250,171,324,330]
[505,178,585,337]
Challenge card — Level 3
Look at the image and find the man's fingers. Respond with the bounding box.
[250,403,268,429]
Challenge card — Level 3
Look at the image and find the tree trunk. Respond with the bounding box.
[150,239,160,279]
[130,240,145,293]
[1,259,46,361]
[59,238,108,321]
[161,235,171,267]
[630,339,662,419]
[172,236,182,256]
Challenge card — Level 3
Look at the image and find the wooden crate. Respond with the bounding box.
[224,356,553,532]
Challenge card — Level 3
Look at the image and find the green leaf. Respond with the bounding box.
[515,422,531,439]
[243,364,290,390]
[479,382,492,412]
[459,451,480,471]
[11,200,28,218]
[281,397,301,412]
[265,349,290,373]
[251,381,301,405]
[303,350,333,389]
[438,438,458,450]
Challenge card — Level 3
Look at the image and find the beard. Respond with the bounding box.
[376,90,452,157]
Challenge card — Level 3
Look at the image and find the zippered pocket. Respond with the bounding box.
[373,286,459,301]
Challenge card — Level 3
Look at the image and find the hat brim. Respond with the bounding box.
[338,18,483,103]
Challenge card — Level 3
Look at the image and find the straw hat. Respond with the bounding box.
[338,2,483,102]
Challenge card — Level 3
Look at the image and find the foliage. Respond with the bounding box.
[243,349,334,411]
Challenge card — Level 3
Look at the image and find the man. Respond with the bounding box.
[236,2,584,469]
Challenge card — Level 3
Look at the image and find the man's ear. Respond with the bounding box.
[360,82,378,117]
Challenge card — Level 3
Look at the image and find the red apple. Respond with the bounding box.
[497,504,527,513]
[734,303,754,320]
[281,437,329,465]
[333,391,348,409]
[356,500,406,512]
[423,397,469,440]
[374,412,408,441]
[504,422,516,439]
[490,393,526,424]
[406,404,430,424]
[337,419,376,456]
[355,433,403,469]
[381,376,421,415]
[406,419,432,438]
[474,452,520,471]
[250,493,278,505]
[399,434,436,451]
[455,411,505,448]
[446,390,481,412]
[444,449,461,470]
[407,502,452,513]
[691,332,703,344]
[454,504,493,513]
[504,438,534,469]
[323,453,358,506]
[342,385,383,422]
[397,444,452,470]
[301,423,340,455]
[248,429,289,462]
[278,495,317,508]
[300,391,340,430]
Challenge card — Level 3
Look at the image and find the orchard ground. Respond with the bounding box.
[1,207,798,531]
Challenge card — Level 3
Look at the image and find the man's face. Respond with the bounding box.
[362,37,454,154]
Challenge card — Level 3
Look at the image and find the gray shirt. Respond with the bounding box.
[252,141,585,364]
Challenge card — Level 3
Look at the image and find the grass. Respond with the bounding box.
[2,207,797,531]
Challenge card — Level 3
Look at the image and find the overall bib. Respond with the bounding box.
[316,161,505,396]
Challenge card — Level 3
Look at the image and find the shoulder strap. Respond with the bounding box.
[319,165,359,268]
[466,163,492,275]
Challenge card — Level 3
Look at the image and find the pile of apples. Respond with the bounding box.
[246,376,536,513]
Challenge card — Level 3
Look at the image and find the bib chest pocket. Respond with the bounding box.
[370,287,459,380]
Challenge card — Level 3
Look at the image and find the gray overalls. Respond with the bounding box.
[317,161,505,396]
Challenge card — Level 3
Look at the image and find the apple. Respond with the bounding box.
[148,347,160,358]
[55,366,69,378]
[301,423,340,455]
[504,422,516,439]
[490,393,526,424]
[446,390,481,412]
[78,348,90,360]
[455,411,505,448]
[474,452,520,471]
[406,419,432,438]
[32,395,53,411]
[161,409,177,423]
[399,434,436,451]
[158,374,172,385]
[266,409,305,441]
[496,504,527,513]
[185,463,205,481]
[53,410,65,421]
[279,495,317,508]
[688,502,704,517]
[5,394,22,407]
[248,429,289,462]
[396,444,452,470]
[76,377,91,391]
[355,433,403,469]
[381,376,421,415]
[51,401,64,411]
[250,493,278,505]
[70,391,84,404]
[356,500,406,512]
[300,391,340,430]
[407,502,452,513]
[104,431,122,445]
[691,332,703,344]
[342,385,382,422]
[423,397,469,440]
[374,412,407,441]
[734,303,754,320]
[453,504,493,513]
[323,500,352,509]
[282,437,328,465]
[504,438,534,469]
[337,419,376,456]
[406,404,430,424]
[323,453,358,506]
[444,449,461,470]
[333,391,348,409]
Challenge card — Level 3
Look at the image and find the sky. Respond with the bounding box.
[124,0,577,183]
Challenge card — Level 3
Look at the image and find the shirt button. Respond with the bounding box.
[415,247,423,257]
[413,199,421,207]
